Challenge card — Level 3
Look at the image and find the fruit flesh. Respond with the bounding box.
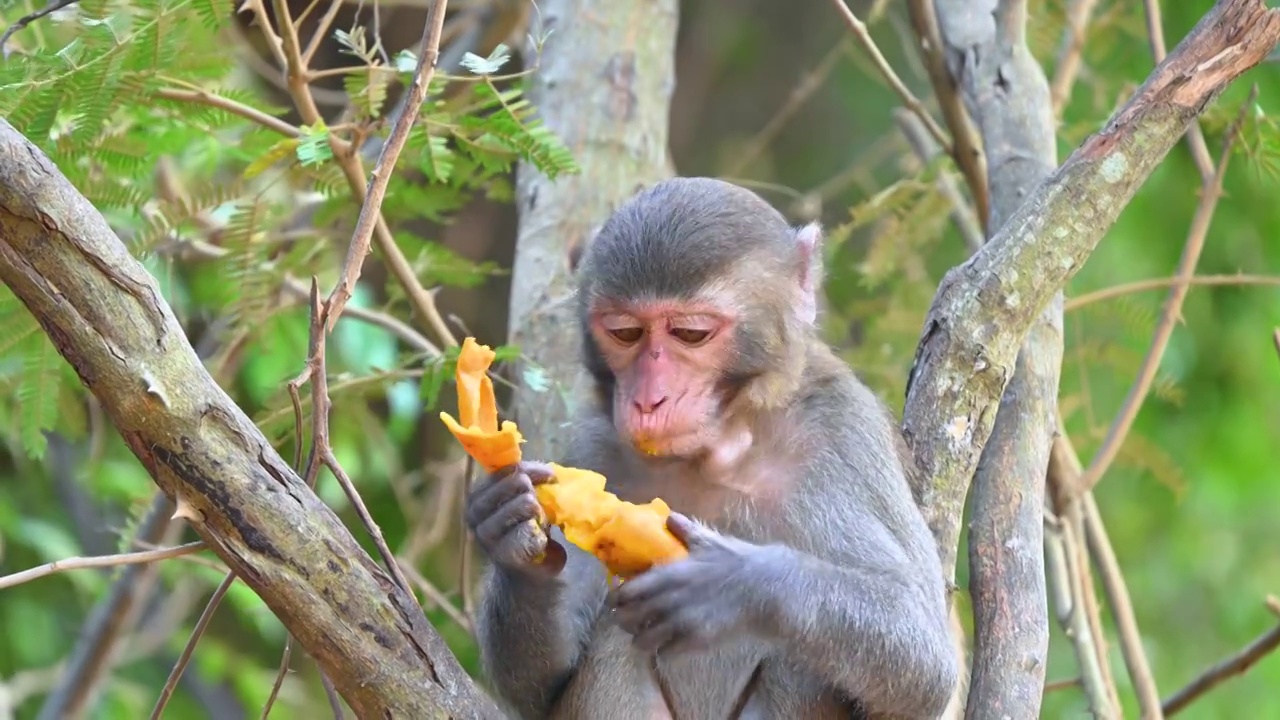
[439,338,688,578]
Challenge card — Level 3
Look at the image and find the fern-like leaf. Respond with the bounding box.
[16,335,62,459]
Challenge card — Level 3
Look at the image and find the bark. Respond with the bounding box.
[508,0,678,459]
[0,119,501,719]
[930,1,1060,717]
[902,0,1280,579]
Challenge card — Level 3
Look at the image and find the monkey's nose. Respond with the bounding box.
[634,396,667,414]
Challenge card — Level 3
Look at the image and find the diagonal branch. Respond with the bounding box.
[904,0,990,226]
[901,0,1280,580]
[1162,614,1280,716]
[1075,86,1254,497]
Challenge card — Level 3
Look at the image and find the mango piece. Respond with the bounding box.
[440,337,688,578]
[537,464,688,578]
[438,338,524,473]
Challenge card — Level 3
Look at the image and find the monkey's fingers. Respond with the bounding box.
[464,471,541,530]
[474,493,545,552]
[612,561,700,607]
[520,461,557,484]
[664,512,711,549]
[628,608,697,656]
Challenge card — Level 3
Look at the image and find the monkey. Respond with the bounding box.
[467,177,962,719]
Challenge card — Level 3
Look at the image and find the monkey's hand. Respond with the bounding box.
[611,512,782,655]
[465,461,567,579]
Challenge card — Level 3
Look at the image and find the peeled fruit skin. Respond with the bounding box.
[440,337,688,579]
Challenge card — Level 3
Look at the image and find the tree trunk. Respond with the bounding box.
[507,0,679,458]
[930,1,1061,716]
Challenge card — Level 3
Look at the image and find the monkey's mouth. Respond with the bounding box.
[629,429,711,459]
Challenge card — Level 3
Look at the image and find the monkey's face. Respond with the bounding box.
[588,299,735,459]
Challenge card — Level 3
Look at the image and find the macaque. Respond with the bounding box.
[467,177,961,719]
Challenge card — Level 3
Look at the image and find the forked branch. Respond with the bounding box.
[902,0,1280,577]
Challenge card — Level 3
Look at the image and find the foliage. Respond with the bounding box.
[1,0,1278,717]
[0,0,572,715]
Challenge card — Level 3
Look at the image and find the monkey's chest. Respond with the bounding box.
[650,637,768,719]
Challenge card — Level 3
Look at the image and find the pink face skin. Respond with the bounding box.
[589,299,736,460]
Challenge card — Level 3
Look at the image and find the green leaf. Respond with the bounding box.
[16,334,61,459]
[296,121,333,166]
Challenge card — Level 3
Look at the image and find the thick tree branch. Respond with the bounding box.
[926,2,1059,717]
[902,0,1280,579]
[0,119,501,719]
[507,0,678,459]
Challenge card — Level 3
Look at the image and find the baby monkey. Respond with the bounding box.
[467,177,960,719]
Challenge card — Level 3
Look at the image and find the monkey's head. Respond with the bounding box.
[576,177,823,462]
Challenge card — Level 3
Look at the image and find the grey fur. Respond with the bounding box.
[470,178,959,719]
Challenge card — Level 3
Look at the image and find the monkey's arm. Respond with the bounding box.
[474,526,607,719]
[752,396,959,718]
[761,518,958,718]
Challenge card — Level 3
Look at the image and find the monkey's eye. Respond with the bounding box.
[609,327,643,344]
[670,328,712,345]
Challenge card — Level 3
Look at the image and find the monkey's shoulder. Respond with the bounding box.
[792,361,899,446]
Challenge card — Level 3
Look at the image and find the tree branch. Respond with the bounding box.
[0,119,501,718]
[827,0,951,153]
[904,0,990,227]
[1162,613,1280,716]
[901,0,1280,579]
[1075,88,1251,496]
[924,2,1060,717]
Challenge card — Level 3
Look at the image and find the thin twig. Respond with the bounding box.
[1066,273,1280,311]
[725,40,844,177]
[248,0,457,349]
[1050,0,1102,117]
[0,541,205,591]
[302,0,346,65]
[903,0,990,226]
[1044,677,1082,693]
[155,88,302,138]
[826,0,952,155]
[1162,614,1280,715]
[398,561,471,632]
[0,0,80,58]
[148,573,237,720]
[322,0,450,333]
[1067,498,1122,713]
[259,639,294,719]
[1082,493,1163,719]
[1077,90,1253,496]
[893,108,985,252]
[294,281,415,598]
[1142,0,1215,180]
[1045,509,1117,718]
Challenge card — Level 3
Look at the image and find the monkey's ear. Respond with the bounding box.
[793,222,824,325]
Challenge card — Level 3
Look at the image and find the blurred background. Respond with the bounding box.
[0,0,1278,718]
